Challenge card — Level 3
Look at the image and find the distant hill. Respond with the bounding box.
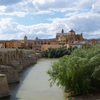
[96,38,100,40]
[83,38,100,40]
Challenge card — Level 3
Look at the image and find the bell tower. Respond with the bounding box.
[61,29,64,33]
[24,35,28,43]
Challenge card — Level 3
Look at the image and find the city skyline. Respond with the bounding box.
[0,0,100,40]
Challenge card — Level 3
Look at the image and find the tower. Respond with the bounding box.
[35,37,38,41]
[24,35,28,43]
[80,33,83,41]
[61,29,64,33]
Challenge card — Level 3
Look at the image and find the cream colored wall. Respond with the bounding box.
[0,44,3,48]
[0,43,5,48]
[41,44,66,51]
[58,36,66,41]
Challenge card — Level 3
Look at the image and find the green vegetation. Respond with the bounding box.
[42,46,77,58]
[47,45,100,96]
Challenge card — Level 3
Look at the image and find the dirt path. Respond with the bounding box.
[70,93,100,100]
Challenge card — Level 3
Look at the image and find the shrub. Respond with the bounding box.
[47,45,100,96]
[42,46,75,58]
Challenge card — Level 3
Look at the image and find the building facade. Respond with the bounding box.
[56,29,83,44]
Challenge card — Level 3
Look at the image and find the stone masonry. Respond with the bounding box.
[0,74,10,98]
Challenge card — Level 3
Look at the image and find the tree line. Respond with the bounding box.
[42,46,77,58]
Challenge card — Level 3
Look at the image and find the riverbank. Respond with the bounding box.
[66,93,100,100]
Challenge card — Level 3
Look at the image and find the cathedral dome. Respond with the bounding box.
[68,30,75,35]
[24,35,27,38]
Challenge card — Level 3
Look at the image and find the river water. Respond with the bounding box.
[2,59,66,100]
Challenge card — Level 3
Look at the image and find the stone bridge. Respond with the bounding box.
[0,48,41,98]
[0,49,33,65]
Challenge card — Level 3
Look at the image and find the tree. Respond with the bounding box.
[42,46,75,58]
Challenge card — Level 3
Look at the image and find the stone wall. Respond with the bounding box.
[41,44,64,51]
[0,65,19,83]
[11,53,39,73]
[0,49,41,83]
[0,74,10,98]
[0,49,25,65]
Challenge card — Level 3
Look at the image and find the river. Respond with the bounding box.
[2,59,66,100]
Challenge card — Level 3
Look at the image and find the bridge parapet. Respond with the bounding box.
[0,49,33,65]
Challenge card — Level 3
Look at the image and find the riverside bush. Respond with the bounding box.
[42,46,76,58]
[47,45,100,96]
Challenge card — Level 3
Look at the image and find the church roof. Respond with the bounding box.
[24,35,27,38]
[56,29,68,36]
[56,33,68,36]
[68,29,76,35]
[69,29,75,32]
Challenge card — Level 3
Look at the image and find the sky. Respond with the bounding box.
[0,0,100,40]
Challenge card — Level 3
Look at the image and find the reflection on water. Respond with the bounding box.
[1,59,66,100]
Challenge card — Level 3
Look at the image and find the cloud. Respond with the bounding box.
[0,17,61,40]
[0,12,27,17]
[0,10,100,40]
[68,13,100,32]
[0,0,99,18]
[0,18,53,40]
[91,1,100,13]
[0,0,22,5]
[83,30,100,39]
[0,0,100,40]
[0,0,96,16]
[49,11,100,39]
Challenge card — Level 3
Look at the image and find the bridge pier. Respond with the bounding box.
[0,74,10,98]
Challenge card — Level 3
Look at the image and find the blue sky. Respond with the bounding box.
[0,0,100,40]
